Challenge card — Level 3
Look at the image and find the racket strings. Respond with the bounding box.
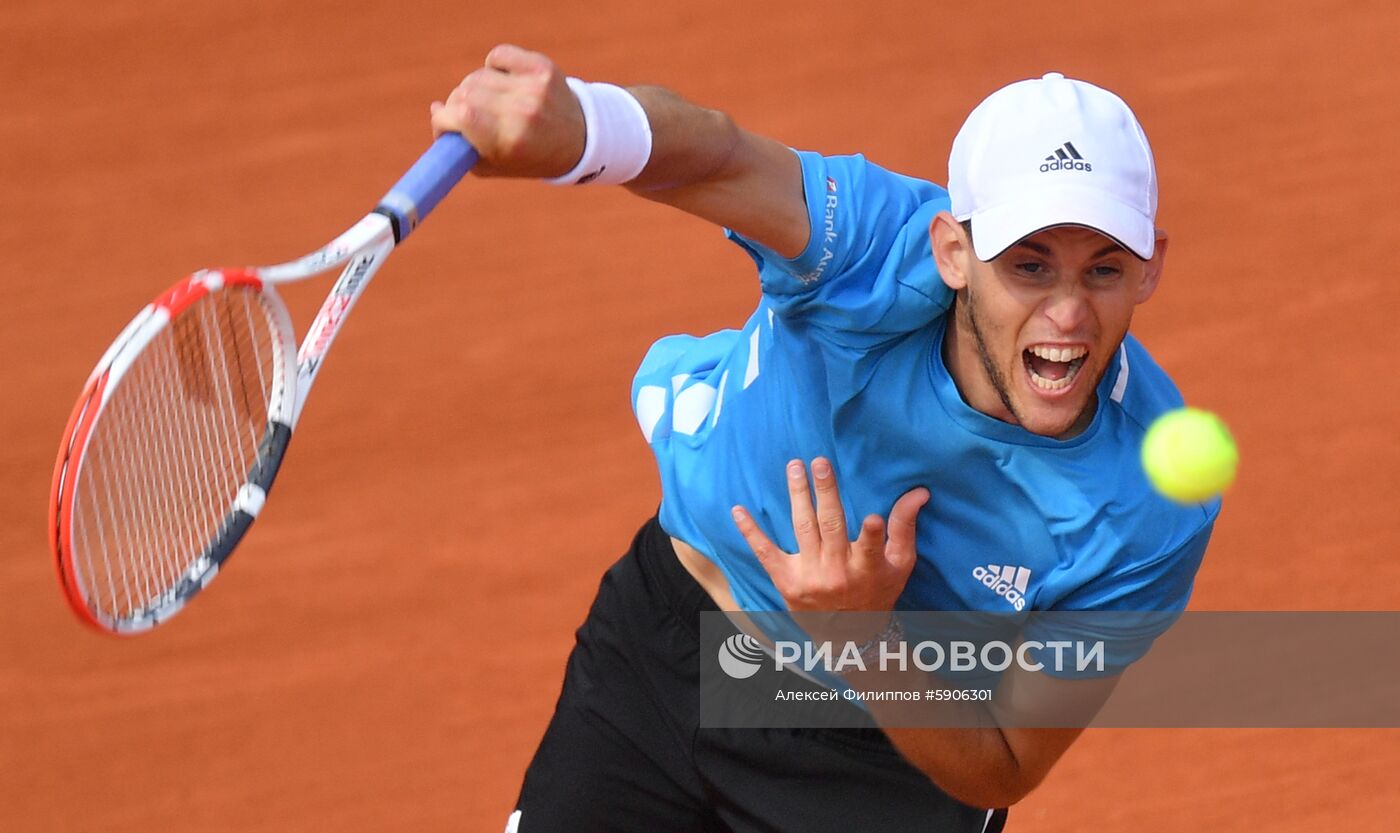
[72,287,281,622]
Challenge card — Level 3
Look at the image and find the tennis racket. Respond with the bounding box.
[49,132,479,635]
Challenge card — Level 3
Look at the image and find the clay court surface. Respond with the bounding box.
[3,0,1397,830]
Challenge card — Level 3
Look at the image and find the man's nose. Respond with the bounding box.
[1041,282,1090,334]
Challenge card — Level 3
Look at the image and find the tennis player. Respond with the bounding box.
[431,44,1219,833]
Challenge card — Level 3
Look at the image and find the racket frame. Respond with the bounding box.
[49,270,290,632]
[50,134,476,634]
[50,219,396,633]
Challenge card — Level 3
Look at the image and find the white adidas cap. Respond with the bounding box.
[948,72,1158,261]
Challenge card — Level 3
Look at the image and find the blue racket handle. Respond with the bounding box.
[376,132,479,242]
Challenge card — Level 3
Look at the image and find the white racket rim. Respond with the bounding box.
[50,269,298,634]
[50,212,395,634]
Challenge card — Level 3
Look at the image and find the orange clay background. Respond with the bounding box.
[2,1,1398,830]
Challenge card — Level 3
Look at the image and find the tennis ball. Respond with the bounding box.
[1140,407,1238,504]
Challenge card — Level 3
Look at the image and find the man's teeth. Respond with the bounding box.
[1030,371,1075,390]
[1026,344,1088,391]
[1028,345,1088,362]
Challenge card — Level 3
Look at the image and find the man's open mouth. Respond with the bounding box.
[1023,344,1088,392]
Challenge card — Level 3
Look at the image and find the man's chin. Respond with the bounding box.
[1013,396,1096,439]
[1011,360,1105,439]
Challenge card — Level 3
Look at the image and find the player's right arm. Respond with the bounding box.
[429,44,810,258]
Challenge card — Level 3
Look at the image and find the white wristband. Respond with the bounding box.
[545,78,653,186]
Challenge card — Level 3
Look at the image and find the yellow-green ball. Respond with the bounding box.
[1141,407,1238,504]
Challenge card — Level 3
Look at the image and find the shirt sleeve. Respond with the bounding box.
[725,151,955,347]
[1025,518,1216,677]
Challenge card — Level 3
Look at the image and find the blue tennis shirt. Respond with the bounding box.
[631,151,1216,621]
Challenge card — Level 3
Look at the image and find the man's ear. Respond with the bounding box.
[931,212,973,291]
[1136,229,1169,304]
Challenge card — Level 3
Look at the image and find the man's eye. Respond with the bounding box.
[1017,262,1044,275]
[1092,265,1121,278]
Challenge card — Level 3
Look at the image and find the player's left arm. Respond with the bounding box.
[874,672,1119,809]
[732,458,1119,809]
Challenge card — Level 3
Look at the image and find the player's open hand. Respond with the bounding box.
[731,458,928,615]
[430,44,584,179]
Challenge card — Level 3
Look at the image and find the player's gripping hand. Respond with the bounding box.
[429,44,585,179]
[731,457,929,615]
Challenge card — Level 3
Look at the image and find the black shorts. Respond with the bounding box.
[510,516,1008,833]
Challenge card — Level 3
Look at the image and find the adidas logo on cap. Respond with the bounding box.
[1040,141,1093,173]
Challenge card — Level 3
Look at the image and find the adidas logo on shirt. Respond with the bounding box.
[1040,141,1092,172]
[972,564,1031,611]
